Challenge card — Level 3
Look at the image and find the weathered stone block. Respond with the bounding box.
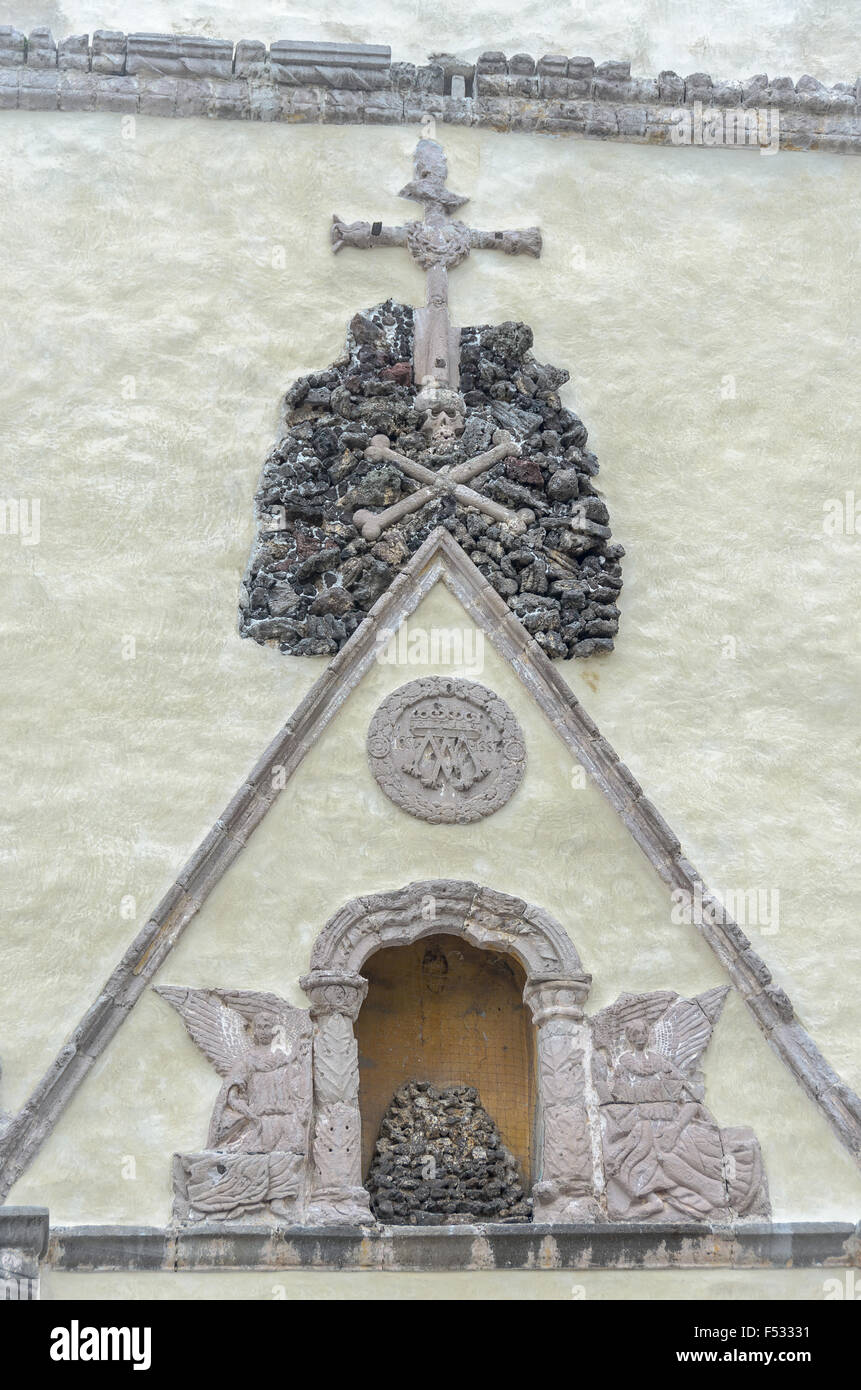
[211,80,250,120]
[58,34,89,71]
[59,71,97,111]
[26,27,56,68]
[234,39,266,78]
[0,68,18,108]
[173,79,214,119]
[270,40,390,89]
[402,91,446,123]
[538,75,574,99]
[658,70,684,103]
[710,80,743,106]
[475,72,509,97]
[364,89,404,124]
[509,54,535,76]
[93,75,138,113]
[769,75,797,106]
[389,61,417,92]
[568,56,595,79]
[510,98,543,132]
[825,82,858,113]
[18,70,58,110]
[127,33,234,80]
[414,63,445,95]
[595,59,630,82]
[322,88,365,124]
[475,94,512,130]
[616,105,648,138]
[742,73,769,106]
[475,51,507,75]
[0,26,25,67]
[685,71,714,102]
[247,79,283,121]
[441,94,476,126]
[508,75,538,98]
[582,101,618,137]
[282,86,323,122]
[536,54,567,77]
[629,77,659,102]
[91,30,125,75]
[538,104,586,135]
[138,76,178,117]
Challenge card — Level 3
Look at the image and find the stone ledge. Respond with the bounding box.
[0,27,857,153]
[45,1221,861,1272]
[0,1206,50,1257]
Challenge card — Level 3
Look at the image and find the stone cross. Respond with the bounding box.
[353,431,534,540]
[331,137,541,390]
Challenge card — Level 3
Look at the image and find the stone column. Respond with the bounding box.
[300,969,373,1226]
[523,974,603,1223]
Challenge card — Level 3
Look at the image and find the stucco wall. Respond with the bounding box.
[1,91,859,1296]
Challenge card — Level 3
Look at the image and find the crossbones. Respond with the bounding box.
[352,431,535,541]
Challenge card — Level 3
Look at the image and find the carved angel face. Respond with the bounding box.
[251,1012,278,1046]
[626,1020,649,1051]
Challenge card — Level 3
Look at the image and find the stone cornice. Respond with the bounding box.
[43,1220,861,1271]
[0,27,858,153]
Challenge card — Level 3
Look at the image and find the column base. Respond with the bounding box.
[532,1181,604,1224]
[305,1187,374,1226]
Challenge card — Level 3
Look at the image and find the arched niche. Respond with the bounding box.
[300,881,601,1225]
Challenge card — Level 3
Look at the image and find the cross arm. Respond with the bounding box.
[468,227,542,258]
[331,214,409,254]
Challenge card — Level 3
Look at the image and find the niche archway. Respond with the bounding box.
[301,880,602,1225]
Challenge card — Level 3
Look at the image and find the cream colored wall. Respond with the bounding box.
[1,105,860,1295]
[12,0,861,84]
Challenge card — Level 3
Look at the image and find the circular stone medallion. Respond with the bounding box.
[367,678,526,824]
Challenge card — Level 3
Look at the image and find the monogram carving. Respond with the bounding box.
[367,679,526,824]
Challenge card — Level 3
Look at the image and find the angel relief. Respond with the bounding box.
[591,988,770,1223]
[155,987,314,1222]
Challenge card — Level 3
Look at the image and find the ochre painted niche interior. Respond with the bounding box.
[356,934,536,1184]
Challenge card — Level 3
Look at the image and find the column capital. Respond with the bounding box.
[523,972,591,1025]
[300,969,368,1021]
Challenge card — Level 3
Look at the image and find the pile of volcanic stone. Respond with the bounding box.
[366,1081,530,1225]
[239,299,623,658]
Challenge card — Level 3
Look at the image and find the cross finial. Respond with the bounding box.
[331,137,541,391]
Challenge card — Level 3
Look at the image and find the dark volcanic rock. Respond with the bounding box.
[238,301,622,659]
[367,1081,530,1225]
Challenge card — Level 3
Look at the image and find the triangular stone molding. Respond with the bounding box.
[1,527,859,1200]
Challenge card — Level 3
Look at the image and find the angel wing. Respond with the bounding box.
[652,987,729,1076]
[155,987,255,1077]
[591,990,679,1066]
